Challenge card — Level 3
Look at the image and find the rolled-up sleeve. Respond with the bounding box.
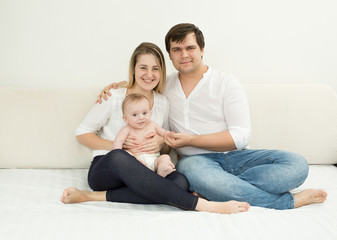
[223,75,251,150]
[228,126,250,150]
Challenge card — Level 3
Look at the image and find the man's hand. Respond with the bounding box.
[96,81,127,104]
[165,132,193,148]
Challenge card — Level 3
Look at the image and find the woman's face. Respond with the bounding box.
[133,54,161,92]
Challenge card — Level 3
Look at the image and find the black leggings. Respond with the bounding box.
[88,149,198,210]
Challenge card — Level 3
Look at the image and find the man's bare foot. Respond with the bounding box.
[294,189,327,208]
[196,198,250,214]
[157,162,176,178]
[61,187,106,204]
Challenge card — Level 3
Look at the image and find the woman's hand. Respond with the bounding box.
[96,81,128,104]
[122,134,140,152]
[137,132,165,154]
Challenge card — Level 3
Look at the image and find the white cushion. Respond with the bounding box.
[1,84,336,168]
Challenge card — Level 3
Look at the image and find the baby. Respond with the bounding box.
[113,93,175,177]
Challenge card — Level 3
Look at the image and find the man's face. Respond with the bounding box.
[169,32,204,75]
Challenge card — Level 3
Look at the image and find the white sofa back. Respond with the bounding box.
[0,87,98,168]
[246,84,337,165]
[1,84,337,168]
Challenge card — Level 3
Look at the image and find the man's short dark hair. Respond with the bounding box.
[165,23,205,53]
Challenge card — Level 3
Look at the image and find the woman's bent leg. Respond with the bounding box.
[106,171,190,204]
[64,150,250,214]
[88,149,198,210]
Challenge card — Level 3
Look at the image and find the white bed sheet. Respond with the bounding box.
[0,165,336,240]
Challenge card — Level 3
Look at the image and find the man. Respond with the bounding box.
[100,23,327,209]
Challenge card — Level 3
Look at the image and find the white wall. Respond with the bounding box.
[1,0,336,92]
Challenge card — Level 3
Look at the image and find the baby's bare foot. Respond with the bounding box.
[157,162,176,177]
[294,189,327,208]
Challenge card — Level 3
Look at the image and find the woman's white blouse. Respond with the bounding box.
[75,88,170,158]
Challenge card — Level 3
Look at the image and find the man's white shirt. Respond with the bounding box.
[164,67,251,156]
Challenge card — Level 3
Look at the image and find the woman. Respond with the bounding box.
[61,42,250,214]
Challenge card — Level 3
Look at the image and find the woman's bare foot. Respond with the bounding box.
[196,198,250,214]
[61,187,106,204]
[294,189,327,208]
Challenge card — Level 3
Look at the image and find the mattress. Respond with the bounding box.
[1,165,337,240]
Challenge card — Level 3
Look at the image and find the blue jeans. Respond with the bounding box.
[176,149,309,209]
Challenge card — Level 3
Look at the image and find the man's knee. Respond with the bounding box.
[292,152,309,180]
[280,151,309,185]
[176,156,194,173]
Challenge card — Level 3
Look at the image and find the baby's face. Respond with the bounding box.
[124,99,151,129]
